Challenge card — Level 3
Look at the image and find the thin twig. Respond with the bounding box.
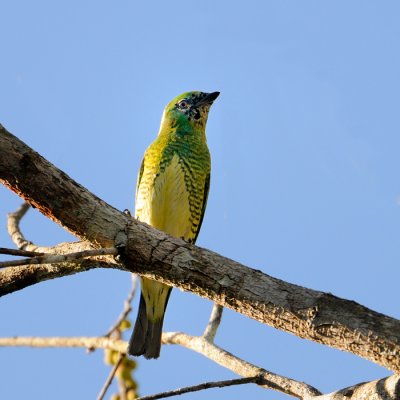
[162,332,322,399]
[97,353,125,400]
[2,204,121,296]
[7,203,33,250]
[105,275,137,337]
[0,248,45,257]
[0,336,127,352]
[136,376,259,400]
[0,247,118,268]
[203,303,224,342]
[6,203,90,255]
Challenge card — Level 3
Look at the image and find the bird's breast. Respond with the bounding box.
[135,153,193,240]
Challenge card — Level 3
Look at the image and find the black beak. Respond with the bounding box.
[196,91,220,106]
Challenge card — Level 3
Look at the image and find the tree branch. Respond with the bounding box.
[203,303,223,342]
[135,377,259,400]
[162,331,321,398]
[0,334,319,398]
[2,201,122,294]
[0,241,121,296]
[1,125,400,374]
[1,334,397,399]
[97,352,125,400]
[311,375,400,400]
[7,202,38,250]
[0,336,126,352]
[104,275,137,338]
[0,247,118,268]
[0,248,45,257]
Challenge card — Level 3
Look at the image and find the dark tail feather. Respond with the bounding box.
[128,294,148,357]
[143,318,164,359]
[128,290,171,359]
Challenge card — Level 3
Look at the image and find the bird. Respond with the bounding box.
[128,90,220,359]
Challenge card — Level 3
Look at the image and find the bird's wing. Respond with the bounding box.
[191,172,210,244]
[135,156,145,203]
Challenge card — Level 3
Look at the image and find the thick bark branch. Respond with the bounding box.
[1,125,400,374]
[0,258,118,295]
[312,375,400,400]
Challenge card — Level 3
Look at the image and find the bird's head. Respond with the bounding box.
[160,91,220,134]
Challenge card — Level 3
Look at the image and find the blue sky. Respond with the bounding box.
[1,1,400,399]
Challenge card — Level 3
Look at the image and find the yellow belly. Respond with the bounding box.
[135,154,193,240]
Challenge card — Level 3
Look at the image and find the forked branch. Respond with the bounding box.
[0,124,399,373]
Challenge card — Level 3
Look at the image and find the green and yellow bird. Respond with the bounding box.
[128,91,219,359]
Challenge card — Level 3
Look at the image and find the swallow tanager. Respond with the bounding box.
[128,91,219,359]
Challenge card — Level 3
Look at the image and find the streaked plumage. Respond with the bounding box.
[128,91,219,359]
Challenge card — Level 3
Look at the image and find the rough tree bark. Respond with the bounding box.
[0,124,399,399]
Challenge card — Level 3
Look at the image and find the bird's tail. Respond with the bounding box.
[128,280,171,359]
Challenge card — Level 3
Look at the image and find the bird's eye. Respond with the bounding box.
[178,100,189,109]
